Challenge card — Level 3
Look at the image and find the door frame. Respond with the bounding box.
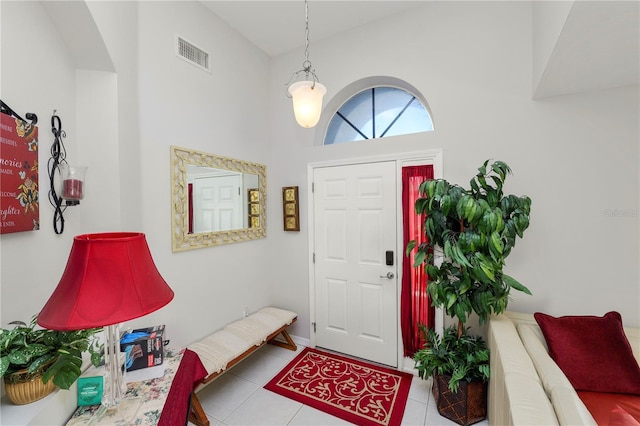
[307,149,444,369]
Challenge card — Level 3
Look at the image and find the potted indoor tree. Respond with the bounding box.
[0,315,102,404]
[407,159,532,425]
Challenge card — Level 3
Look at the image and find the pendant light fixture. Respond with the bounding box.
[286,0,326,128]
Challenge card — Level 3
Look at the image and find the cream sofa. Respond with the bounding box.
[488,311,640,425]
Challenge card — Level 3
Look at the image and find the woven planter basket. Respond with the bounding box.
[432,373,487,426]
[4,370,56,405]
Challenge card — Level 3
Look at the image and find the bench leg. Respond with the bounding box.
[268,328,297,351]
[189,393,210,426]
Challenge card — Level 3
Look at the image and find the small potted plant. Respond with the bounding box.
[0,315,102,404]
[407,160,532,425]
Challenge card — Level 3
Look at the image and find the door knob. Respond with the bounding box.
[379,272,394,279]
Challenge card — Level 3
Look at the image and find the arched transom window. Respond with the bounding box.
[324,86,433,145]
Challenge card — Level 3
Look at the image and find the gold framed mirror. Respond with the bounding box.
[171,146,266,252]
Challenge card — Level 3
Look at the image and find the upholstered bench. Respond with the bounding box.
[187,307,298,426]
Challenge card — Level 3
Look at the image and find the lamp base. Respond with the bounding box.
[81,324,144,425]
[101,324,127,408]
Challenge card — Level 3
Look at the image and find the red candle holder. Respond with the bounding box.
[63,179,83,199]
[61,165,87,205]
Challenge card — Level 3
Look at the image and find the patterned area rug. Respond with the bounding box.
[264,347,413,425]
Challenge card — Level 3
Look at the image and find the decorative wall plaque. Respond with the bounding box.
[282,186,299,231]
[248,188,260,228]
[0,113,39,234]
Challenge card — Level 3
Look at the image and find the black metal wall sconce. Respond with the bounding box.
[48,111,86,234]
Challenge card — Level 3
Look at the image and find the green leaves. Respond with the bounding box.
[0,356,8,377]
[414,326,490,393]
[42,348,83,390]
[444,238,471,268]
[440,194,454,216]
[503,274,531,296]
[475,253,496,282]
[488,231,504,262]
[406,240,416,257]
[7,343,49,365]
[406,159,533,334]
[456,195,474,223]
[491,161,511,182]
[27,353,56,374]
[0,315,102,390]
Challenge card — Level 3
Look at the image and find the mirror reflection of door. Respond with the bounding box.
[187,164,260,233]
[193,174,242,233]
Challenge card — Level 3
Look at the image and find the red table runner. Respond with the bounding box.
[159,348,207,426]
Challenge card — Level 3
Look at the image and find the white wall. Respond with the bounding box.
[1,1,638,355]
[0,1,275,348]
[84,1,142,231]
[0,1,101,324]
[532,0,574,92]
[133,1,274,346]
[268,0,639,337]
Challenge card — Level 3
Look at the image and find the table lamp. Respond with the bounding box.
[37,232,174,414]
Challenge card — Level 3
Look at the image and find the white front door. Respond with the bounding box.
[312,161,398,367]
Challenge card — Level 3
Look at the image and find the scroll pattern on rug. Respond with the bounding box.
[265,347,412,426]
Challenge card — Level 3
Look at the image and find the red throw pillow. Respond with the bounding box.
[534,311,640,395]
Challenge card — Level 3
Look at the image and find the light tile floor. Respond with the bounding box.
[191,344,490,426]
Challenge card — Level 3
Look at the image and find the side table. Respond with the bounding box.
[66,348,207,425]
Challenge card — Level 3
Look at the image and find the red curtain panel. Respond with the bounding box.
[188,183,193,234]
[401,165,434,357]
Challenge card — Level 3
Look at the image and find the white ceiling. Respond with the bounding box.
[201,1,639,98]
[41,1,639,99]
[200,1,423,57]
[534,0,639,98]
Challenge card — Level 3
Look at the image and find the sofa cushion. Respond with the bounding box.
[517,323,574,394]
[578,391,640,425]
[610,404,640,426]
[534,311,640,395]
[517,323,596,425]
[506,373,559,425]
[490,314,561,425]
[550,385,598,425]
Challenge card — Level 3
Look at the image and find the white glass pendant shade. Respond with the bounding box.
[288,80,327,128]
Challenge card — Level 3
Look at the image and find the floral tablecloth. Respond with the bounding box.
[66,348,206,426]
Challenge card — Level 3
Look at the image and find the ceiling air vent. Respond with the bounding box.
[176,36,210,72]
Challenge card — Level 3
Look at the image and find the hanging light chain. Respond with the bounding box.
[303,0,310,71]
[285,0,321,94]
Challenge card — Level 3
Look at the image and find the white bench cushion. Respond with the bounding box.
[188,307,297,376]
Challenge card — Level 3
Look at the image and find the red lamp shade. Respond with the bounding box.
[38,232,174,330]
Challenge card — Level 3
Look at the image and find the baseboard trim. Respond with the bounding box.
[289,334,310,348]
